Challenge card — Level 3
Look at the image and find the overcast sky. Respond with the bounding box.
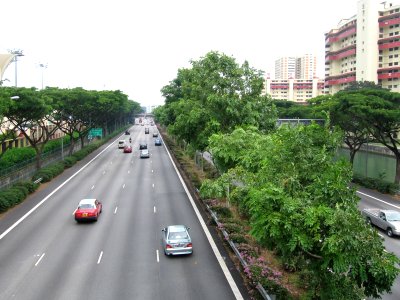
[0,0,364,107]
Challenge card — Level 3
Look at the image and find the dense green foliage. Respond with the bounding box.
[0,181,39,213]
[0,136,71,171]
[200,124,399,299]
[154,51,277,151]
[0,86,142,168]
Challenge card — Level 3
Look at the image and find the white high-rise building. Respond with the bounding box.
[275,54,317,80]
[325,0,400,94]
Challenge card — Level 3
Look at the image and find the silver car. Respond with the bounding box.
[140,149,150,158]
[162,225,193,256]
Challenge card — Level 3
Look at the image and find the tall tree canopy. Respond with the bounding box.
[156,51,277,151]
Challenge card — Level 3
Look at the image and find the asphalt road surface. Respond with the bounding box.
[0,125,244,300]
[357,187,400,300]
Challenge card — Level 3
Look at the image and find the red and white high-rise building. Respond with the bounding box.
[325,0,400,94]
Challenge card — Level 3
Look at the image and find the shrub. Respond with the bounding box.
[13,181,39,193]
[6,188,26,204]
[211,205,232,218]
[32,162,65,183]
[228,232,247,244]
[0,147,36,170]
[63,156,78,168]
[222,223,244,235]
[0,195,10,213]
[353,173,399,194]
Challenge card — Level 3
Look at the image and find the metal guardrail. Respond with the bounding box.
[204,203,275,300]
[33,177,42,184]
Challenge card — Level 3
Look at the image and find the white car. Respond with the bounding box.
[118,140,126,149]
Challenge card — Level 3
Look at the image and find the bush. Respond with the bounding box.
[353,173,399,194]
[32,162,65,183]
[0,195,10,213]
[13,181,39,193]
[211,205,232,218]
[228,232,247,244]
[6,188,27,204]
[0,147,36,170]
[63,156,78,168]
[222,222,244,235]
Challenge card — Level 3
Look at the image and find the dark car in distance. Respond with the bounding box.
[139,143,147,150]
[145,128,149,134]
[155,138,162,146]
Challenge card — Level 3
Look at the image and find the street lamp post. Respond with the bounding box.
[8,49,24,87]
[39,63,48,89]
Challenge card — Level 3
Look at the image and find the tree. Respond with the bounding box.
[311,93,369,165]
[0,88,22,159]
[344,81,387,91]
[346,89,400,184]
[159,51,277,151]
[201,124,399,298]
[4,87,59,169]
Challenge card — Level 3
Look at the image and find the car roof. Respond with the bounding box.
[167,225,187,232]
[78,199,97,205]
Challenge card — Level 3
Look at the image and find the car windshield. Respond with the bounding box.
[79,204,95,209]
[168,231,188,240]
[386,211,400,221]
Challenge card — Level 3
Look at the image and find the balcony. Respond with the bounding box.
[325,26,356,44]
[325,45,356,61]
[325,72,356,86]
[377,67,400,79]
[378,40,400,50]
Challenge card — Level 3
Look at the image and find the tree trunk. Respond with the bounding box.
[80,136,85,149]
[396,156,400,185]
[68,135,75,156]
[35,147,43,170]
[349,149,356,166]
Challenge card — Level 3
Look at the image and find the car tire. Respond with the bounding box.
[387,227,393,237]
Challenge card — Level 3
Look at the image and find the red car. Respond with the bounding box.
[123,145,132,153]
[74,199,102,222]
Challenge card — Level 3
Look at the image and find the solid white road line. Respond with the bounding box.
[156,250,159,263]
[164,140,244,300]
[154,206,156,214]
[114,207,118,214]
[0,137,119,241]
[357,191,400,210]
[97,251,103,264]
[35,253,45,266]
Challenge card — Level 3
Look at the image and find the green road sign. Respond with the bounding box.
[89,128,103,137]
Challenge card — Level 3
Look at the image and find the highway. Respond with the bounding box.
[357,188,400,300]
[0,124,244,300]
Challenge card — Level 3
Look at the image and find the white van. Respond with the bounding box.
[118,140,126,149]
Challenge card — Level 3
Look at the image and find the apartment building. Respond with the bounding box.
[264,77,325,103]
[275,54,317,80]
[325,0,400,94]
[266,54,321,103]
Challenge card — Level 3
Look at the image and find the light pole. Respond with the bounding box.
[8,49,24,87]
[38,63,48,89]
